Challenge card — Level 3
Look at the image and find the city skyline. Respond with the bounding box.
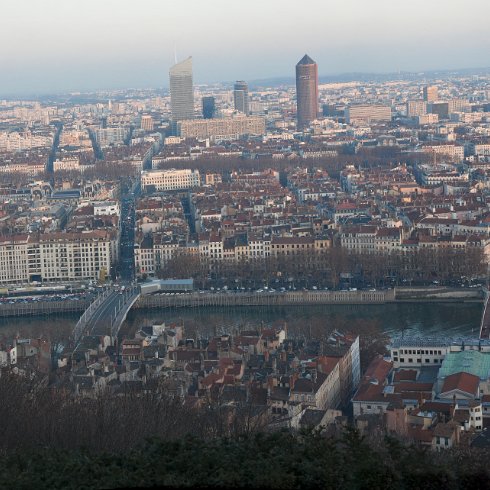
[1,0,489,95]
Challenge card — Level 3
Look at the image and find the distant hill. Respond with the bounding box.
[248,66,490,89]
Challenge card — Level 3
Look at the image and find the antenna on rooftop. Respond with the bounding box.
[174,45,178,65]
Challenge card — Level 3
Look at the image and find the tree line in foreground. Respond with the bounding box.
[2,428,490,489]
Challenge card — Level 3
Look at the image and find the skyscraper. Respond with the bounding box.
[202,96,216,119]
[295,54,318,130]
[140,114,154,131]
[169,57,194,122]
[234,81,249,115]
[423,85,438,103]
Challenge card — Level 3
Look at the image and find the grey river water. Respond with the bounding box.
[0,302,482,341]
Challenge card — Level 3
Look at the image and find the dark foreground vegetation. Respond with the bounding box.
[0,375,489,489]
[2,429,490,489]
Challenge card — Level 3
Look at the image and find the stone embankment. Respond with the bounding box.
[0,287,483,319]
[136,290,393,309]
[0,299,89,318]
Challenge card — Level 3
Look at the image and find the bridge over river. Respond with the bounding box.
[71,285,487,348]
[72,286,140,346]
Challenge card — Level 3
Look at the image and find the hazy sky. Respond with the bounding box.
[1,0,489,95]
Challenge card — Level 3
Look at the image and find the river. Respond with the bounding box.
[0,302,482,342]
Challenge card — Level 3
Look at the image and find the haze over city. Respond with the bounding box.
[1,0,490,94]
[4,1,490,487]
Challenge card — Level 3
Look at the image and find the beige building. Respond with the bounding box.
[423,85,438,103]
[345,105,392,125]
[176,116,265,139]
[407,100,427,117]
[141,168,200,191]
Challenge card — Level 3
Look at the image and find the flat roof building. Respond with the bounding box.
[176,116,265,140]
[141,168,200,192]
[345,104,392,125]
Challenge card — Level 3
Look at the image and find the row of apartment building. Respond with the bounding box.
[0,231,118,283]
[134,233,331,276]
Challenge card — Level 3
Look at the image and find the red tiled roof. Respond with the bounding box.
[393,370,418,382]
[441,372,480,397]
[407,426,433,443]
[394,382,434,393]
[364,356,392,381]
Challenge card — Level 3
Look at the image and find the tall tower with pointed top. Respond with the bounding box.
[295,54,318,130]
[169,56,194,122]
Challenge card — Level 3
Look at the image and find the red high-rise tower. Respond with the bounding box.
[296,54,318,130]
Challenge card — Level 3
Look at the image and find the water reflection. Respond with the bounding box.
[0,303,482,342]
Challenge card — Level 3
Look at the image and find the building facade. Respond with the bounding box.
[141,168,201,191]
[0,231,117,284]
[345,105,392,125]
[176,116,265,139]
[423,85,438,103]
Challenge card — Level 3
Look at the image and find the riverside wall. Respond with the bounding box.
[135,290,393,309]
[0,300,89,318]
[0,287,483,319]
[135,287,483,310]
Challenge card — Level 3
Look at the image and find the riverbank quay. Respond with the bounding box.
[0,287,482,319]
[0,299,89,318]
[135,287,483,311]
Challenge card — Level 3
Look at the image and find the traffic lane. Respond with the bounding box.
[90,292,122,336]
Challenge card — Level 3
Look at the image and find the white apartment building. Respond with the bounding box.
[0,132,52,151]
[0,163,45,176]
[390,339,450,369]
[422,145,465,163]
[141,169,200,192]
[474,144,490,157]
[339,226,402,254]
[93,201,120,216]
[134,244,155,276]
[0,231,118,284]
[53,159,80,172]
[94,127,129,147]
[0,235,30,283]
